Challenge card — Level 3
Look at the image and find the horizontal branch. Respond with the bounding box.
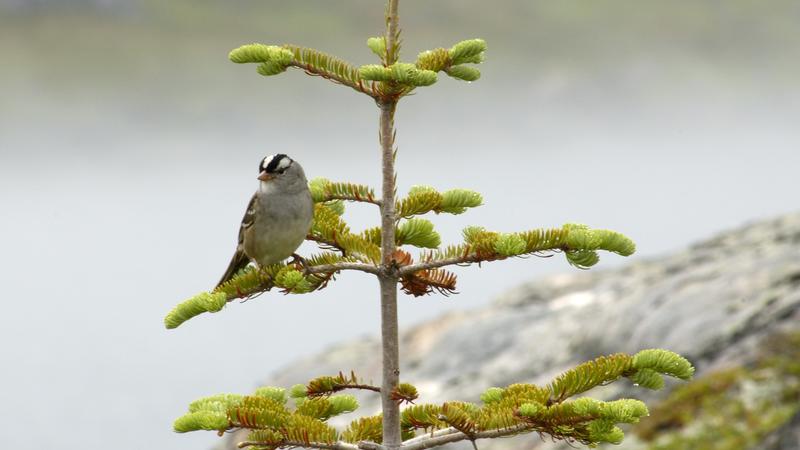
[306,262,381,276]
[238,440,362,450]
[288,61,377,98]
[397,254,493,277]
[396,224,636,278]
[357,442,385,450]
[230,44,380,98]
[344,383,382,393]
[401,425,531,450]
[310,180,381,206]
[322,194,382,207]
[400,428,461,446]
[306,383,382,397]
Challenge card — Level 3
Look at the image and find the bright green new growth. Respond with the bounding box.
[629,349,694,390]
[295,395,360,421]
[343,415,385,443]
[254,386,288,404]
[397,186,483,217]
[290,384,308,399]
[229,44,294,76]
[309,178,376,204]
[169,2,695,449]
[164,292,226,329]
[633,348,696,380]
[493,233,527,256]
[445,65,481,82]
[367,37,386,59]
[396,218,441,248]
[229,44,294,65]
[359,63,438,87]
[174,411,229,433]
[449,39,487,65]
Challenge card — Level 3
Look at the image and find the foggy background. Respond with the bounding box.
[1,1,798,449]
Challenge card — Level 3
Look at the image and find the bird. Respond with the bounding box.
[216,154,315,288]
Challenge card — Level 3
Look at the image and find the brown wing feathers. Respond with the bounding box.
[215,194,258,288]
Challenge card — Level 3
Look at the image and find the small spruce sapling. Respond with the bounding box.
[165,1,695,449]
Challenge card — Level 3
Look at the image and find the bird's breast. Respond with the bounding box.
[243,190,313,266]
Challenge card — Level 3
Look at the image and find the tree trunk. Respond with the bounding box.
[379,2,402,448]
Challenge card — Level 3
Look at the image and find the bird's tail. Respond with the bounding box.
[216,250,251,289]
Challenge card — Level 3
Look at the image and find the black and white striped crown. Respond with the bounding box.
[259,154,293,174]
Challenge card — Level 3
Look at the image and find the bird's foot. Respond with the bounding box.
[290,253,310,275]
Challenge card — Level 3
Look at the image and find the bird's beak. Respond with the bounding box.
[257,171,273,181]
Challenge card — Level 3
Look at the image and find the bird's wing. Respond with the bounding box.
[216,193,258,288]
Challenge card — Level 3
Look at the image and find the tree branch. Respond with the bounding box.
[238,440,363,450]
[397,254,503,276]
[401,425,532,450]
[288,62,377,98]
[358,442,386,450]
[320,194,383,207]
[400,428,461,446]
[306,262,381,276]
[342,383,382,393]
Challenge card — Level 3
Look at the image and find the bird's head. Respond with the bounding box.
[257,154,307,191]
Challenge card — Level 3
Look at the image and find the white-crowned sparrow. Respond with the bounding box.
[216,154,314,288]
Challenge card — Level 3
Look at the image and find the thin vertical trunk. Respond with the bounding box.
[378,100,401,450]
[379,2,401,448]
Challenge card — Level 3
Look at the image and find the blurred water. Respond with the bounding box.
[1,2,799,449]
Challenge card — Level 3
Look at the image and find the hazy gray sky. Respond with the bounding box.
[1,2,798,449]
